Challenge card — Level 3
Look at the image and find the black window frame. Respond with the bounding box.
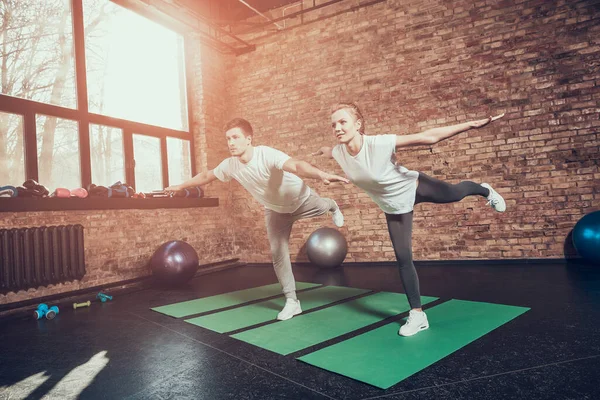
[0,0,197,192]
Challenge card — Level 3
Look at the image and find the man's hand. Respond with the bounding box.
[164,185,182,193]
[320,172,349,185]
[469,113,505,129]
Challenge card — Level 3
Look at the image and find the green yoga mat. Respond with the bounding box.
[185,286,371,333]
[298,299,530,389]
[151,282,321,318]
[231,292,438,355]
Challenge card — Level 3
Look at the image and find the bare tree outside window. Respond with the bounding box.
[36,114,80,190]
[0,0,76,107]
[90,123,124,187]
[0,111,24,184]
[0,0,76,184]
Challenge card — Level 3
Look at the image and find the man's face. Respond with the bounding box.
[225,127,252,156]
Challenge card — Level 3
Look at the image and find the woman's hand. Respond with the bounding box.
[469,113,505,129]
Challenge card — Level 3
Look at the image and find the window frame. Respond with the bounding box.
[0,0,196,191]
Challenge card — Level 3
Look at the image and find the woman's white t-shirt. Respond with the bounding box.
[213,145,311,213]
[332,134,418,214]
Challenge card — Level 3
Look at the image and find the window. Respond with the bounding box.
[83,0,188,131]
[167,137,192,186]
[0,0,194,196]
[90,124,124,187]
[36,115,80,191]
[133,134,162,193]
[0,0,76,108]
[0,111,26,185]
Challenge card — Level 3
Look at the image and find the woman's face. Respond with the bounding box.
[331,108,361,144]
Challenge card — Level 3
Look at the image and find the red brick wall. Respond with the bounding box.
[0,36,237,306]
[224,0,600,262]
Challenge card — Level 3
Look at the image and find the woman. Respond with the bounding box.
[313,102,506,336]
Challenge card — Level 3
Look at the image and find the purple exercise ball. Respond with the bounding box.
[150,240,199,285]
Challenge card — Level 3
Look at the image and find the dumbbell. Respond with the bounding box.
[73,301,91,310]
[96,292,113,303]
[45,306,59,319]
[34,303,48,319]
[34,303,59,320]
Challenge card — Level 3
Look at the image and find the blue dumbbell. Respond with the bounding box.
[45,306,59,320]
[96,292,113,303]
[34,304,59,320]
[34,303,49,319]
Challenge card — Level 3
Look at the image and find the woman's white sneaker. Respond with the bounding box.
[399,310,429,337]
[481,183,506,212]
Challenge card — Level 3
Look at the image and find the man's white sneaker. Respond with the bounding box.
[481,183,506,213]
[399,309,429,337]
[331,202,344,227]
[277,298,302,321]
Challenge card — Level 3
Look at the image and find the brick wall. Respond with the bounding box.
[0,35,237,306]
[224,0,600,263]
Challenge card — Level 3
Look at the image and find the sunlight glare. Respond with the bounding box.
[0,350,109,400]
[45,350,110,398]
[0,371,49,400]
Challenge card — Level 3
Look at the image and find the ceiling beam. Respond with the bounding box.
[236,0,283,30]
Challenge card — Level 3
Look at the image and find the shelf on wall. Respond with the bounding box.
[0,197,219,212]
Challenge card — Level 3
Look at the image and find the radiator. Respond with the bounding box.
[0,225,86,293]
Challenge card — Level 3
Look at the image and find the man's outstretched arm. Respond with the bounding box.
[165,170,218,191]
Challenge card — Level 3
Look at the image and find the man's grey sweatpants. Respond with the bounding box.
[264,190,337,297]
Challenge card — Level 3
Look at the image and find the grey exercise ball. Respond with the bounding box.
[306,227,348,268]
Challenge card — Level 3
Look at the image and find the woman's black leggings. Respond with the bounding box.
[385,172,489,309]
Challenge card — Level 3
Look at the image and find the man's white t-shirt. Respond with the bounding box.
[332,134,419,214]
[213,146,311,213]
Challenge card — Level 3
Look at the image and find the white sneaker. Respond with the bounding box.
[331,202,344,227]
[399,310,429,337]
[277,298,302,321]
[481,183,506,212]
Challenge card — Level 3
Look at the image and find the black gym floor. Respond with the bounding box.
[1,261,599,400]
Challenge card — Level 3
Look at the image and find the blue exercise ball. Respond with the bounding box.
[306,227,347,268]
[572,211,600,264]
[150,240,199,285]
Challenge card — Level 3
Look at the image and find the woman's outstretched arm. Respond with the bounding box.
[395,113,505,149]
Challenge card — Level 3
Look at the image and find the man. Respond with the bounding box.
[166,118,347,320]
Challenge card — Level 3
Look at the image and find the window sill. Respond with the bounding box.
[0,197,219,212]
